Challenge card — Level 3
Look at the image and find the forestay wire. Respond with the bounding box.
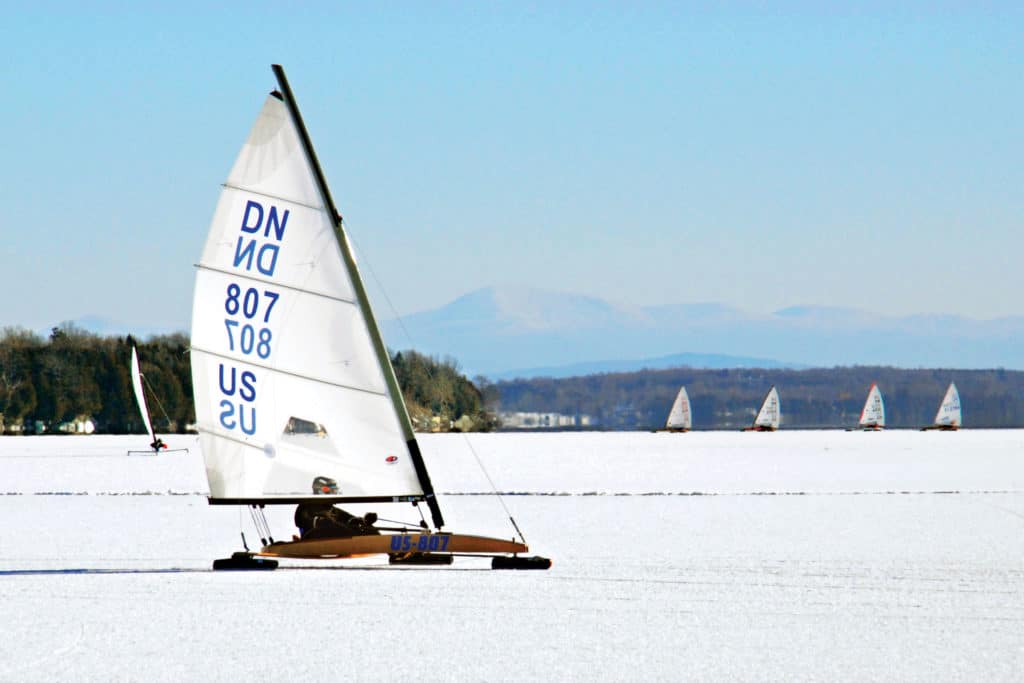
[347,221,525,544]
[462,435,528,545]
[248,505,274,546]
[344,223,416,351]
[141,374,175,432]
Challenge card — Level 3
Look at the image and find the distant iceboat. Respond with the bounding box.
[126,337,188,456]
[658,386,692,432]
[856,383,885,431]
[921,382,961,431]
[744,386,780,432]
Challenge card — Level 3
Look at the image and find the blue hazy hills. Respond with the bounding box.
[380,286,1024,379]
[65,285,1024,380]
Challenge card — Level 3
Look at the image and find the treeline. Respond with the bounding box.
[0,325,492,434]
[492,366,1024,430]
[8,323,1020,433]
[391,350,496,432]
[0,326,193,434]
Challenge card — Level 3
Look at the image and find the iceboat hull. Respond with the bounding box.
[259,532,527,560]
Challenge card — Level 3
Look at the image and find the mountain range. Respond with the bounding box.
[60,286,1024,379]
[380,286,1024,378]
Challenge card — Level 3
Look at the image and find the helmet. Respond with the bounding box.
[312,476,338,495]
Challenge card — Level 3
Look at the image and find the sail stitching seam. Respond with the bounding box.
[221,183,323,211]
[190,346,390,397]
[194,264,358,306]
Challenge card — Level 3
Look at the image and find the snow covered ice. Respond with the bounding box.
[1,431,1023,681]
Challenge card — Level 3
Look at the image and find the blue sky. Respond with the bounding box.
[5,3,1022,334]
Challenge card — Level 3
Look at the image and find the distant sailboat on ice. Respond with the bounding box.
[921,383,961,431]
[856,383,885,431]
[658,386,692,432]
[744,386,780,431]
[127,338,187,456]
[192,65,549,571]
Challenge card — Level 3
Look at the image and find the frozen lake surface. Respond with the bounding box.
[1,431,1023,680]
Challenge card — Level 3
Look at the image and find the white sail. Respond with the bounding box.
[859,383,885,428]
[130,343,156,442]
[753,386,780,429]
[933,382,961,427]
[190,89,426,504]
[665,386,692,430]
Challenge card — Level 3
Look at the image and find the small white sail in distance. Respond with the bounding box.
[753,386,781,430]
[130,342,156,444]
[859,383,885,428]
[189,80,437,516]
[933,382,962,428]
[665,386,692,430]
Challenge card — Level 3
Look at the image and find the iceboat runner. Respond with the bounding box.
[126,337,188,456]
[191,65,549,571]
[855,383,885,431]
[921,382,961,431]
[743,386,780,431]
[656,386,692,432]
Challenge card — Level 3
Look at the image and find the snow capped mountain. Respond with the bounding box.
[404,286,647,333]
[381,286,1024,378]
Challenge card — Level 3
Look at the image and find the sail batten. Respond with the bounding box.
[190,347,390,398]
[192,67,436,512]
[195,264,359,306]
[220,183,325,211]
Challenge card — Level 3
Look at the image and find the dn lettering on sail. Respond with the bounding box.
[233,199,288,276]
[218,363,257,435]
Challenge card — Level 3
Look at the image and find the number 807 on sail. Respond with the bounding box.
[223,283,279,359]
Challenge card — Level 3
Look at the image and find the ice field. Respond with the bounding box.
[2,431,1023,681]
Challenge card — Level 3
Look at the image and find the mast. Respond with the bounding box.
[270,65,444,529]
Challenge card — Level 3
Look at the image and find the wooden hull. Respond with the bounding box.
[258,532,527,560]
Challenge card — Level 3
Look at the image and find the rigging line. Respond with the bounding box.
[375,516,426,530]
[246,506,261,544]
[141,374,174,432]
[248,505,269,546]
[414,502,428,529]
[342,219,416,351]
[461,434,528,545]
[261,506,277,544]
[256,505,276,544]
[261,515,272,544]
